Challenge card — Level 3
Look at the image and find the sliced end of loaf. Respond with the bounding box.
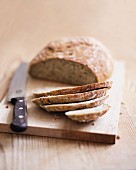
[29,58,97,85]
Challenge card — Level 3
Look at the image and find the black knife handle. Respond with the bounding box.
[10,97,27,132]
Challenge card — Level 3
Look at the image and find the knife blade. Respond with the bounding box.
[7,62,28,132]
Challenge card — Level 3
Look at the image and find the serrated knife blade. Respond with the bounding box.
[7,62,28,132]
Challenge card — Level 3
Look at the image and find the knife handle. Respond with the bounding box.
[10,97,27,132]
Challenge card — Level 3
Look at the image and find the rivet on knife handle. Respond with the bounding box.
[10,97,27,132]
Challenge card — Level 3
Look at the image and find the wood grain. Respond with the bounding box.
[0,0,136,170]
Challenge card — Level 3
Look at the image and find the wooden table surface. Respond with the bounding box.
[0,0,136,170]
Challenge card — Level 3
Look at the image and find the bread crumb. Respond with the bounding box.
[116,135,120,140]
[54,115,60,120]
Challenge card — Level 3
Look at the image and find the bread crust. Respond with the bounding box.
[29,37,113,83]
[32,88,107,105]
[33,81,112,97]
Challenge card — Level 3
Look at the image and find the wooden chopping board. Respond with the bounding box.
[0,61,124,144]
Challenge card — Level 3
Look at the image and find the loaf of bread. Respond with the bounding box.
[29,37,113,85]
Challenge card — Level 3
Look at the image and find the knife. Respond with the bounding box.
[7,62,28,132]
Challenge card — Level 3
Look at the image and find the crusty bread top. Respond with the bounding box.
[33,81,112,97]
[30,37,113,82]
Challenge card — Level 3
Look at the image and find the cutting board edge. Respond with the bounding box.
[0,123,116,144]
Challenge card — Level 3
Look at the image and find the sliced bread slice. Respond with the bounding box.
[33,81,112,97]
[65,104,110,122]
[39,95,108,112]
[32,88,107,105]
